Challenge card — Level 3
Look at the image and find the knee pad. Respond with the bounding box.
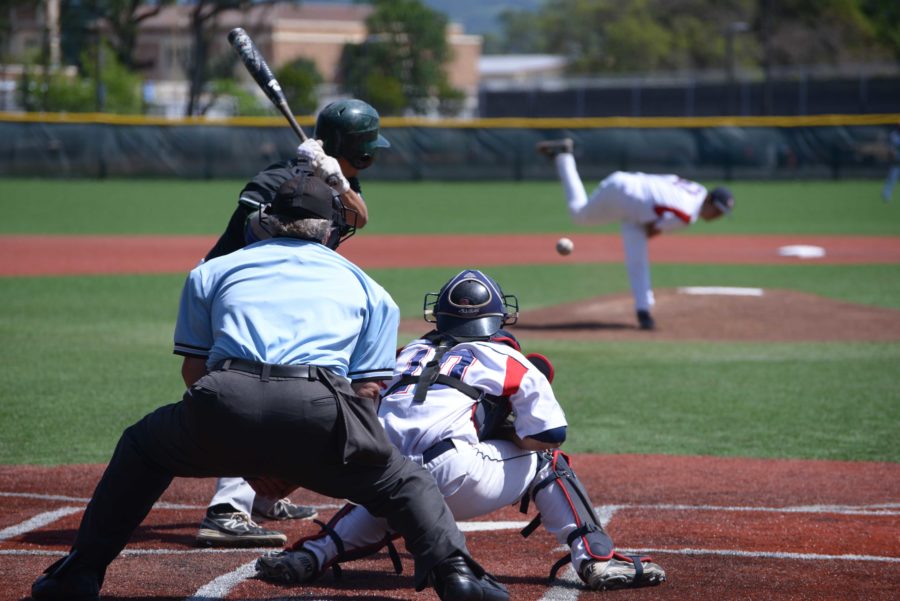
[520,450,615,581]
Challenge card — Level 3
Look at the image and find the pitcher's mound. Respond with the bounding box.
[508,288,900,342]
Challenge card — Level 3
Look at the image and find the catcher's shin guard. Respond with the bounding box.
[289,503,403,579]
[520,450,615,581]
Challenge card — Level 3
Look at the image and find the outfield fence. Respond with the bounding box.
[1,112,897,182]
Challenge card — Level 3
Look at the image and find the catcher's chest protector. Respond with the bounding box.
[383,335,512,440]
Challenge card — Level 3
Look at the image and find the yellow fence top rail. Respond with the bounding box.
[1,111,898,128]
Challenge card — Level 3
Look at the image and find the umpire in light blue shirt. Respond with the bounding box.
[31,173,508,601]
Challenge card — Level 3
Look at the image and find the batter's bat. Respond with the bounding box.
[228,27,342,189]
[227,27,308,142]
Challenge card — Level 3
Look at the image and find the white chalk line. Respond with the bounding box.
[606,502,900,516]
[0,491,343,511]
[5,495,899,600]
[186,559,258,600]
[0,507,83,541]
[2,547,278,557]
[617,547,900,563]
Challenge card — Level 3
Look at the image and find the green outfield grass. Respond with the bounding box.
[1,178,898,466]
[1,177,898,235]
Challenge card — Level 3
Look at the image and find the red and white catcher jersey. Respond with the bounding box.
[378,338,568,457]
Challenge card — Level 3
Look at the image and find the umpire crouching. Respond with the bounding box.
[31,173,507,601]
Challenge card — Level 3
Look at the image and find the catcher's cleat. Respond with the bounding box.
[196,509,287,547]
[431,554,509,601]
[636,309,656,331]
[580,557,666,591]
[256,548,318,584]
[536,138,574,159]
[252,497,318,522]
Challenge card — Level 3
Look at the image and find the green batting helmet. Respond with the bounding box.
[314,99,391,170]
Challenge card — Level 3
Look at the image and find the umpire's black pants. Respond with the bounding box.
[71,364,468,590]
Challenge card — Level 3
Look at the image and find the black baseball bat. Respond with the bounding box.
[227,27,307,142]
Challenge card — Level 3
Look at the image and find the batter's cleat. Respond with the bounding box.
[31,553,103,601]
[252,497,318,522]
[580,557,666,591]
[636,309,656,331]
[196,508,287,547]
[536,138,574,158]
[255,548,318,584]
[431,554,509,601]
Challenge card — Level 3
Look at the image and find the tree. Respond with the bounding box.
[60,0,176,70]
[19,40,141,113]
[491,0,895,74]
[483,9,543,54]
[861,0,900,61]
[275,57,322,116]
[339,0,462,116]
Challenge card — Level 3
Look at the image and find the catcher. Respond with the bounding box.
[254,269,667,592]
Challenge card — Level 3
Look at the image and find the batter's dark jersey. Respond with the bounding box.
[204,159,362,262]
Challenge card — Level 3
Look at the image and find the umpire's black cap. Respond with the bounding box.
[267,172,335,220]
[709,186,735,215]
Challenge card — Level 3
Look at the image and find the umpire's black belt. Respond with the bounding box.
[422,438,455,464]
[217,358,318,380]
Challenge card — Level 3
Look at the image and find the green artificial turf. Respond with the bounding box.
[1,177,898,465]
[527,339,900,462]
[1,265,898,465]
[1,178,898,236]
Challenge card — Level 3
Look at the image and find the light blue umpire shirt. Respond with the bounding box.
[173,237,398,381]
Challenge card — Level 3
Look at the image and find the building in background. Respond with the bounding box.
[0,1,482,117]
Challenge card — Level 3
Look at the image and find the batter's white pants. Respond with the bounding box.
[208,476,282,517]
[553,154,655,311]
[302,439,596,574]
[209,477,255,515]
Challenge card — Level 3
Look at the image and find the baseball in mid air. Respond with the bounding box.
[556,237,574,256]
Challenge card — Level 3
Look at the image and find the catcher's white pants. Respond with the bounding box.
[302,439,595,573]
[553,154,654,311]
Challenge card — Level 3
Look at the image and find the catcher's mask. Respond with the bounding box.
[266,172,336,220]
[314,99,390,170]
[425,269,519,339]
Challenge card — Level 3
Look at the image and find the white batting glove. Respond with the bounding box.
[315,155,351,193]
[296,138,326,164]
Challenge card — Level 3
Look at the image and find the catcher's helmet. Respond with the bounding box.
[425,270,519,339]
[314,99,390,170]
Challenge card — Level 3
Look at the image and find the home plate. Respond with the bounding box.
[778,244,826,259]
[678,287,764,296]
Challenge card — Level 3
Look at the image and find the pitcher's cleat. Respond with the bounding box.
[536,138,574,158]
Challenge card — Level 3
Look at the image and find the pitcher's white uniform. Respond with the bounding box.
[555,159,710,312]
[298,335,608,575]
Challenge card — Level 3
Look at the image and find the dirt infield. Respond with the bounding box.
[2,457,898,601]
[2,233,898,598]
[505,288,900,342]
[2,233,900,276]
